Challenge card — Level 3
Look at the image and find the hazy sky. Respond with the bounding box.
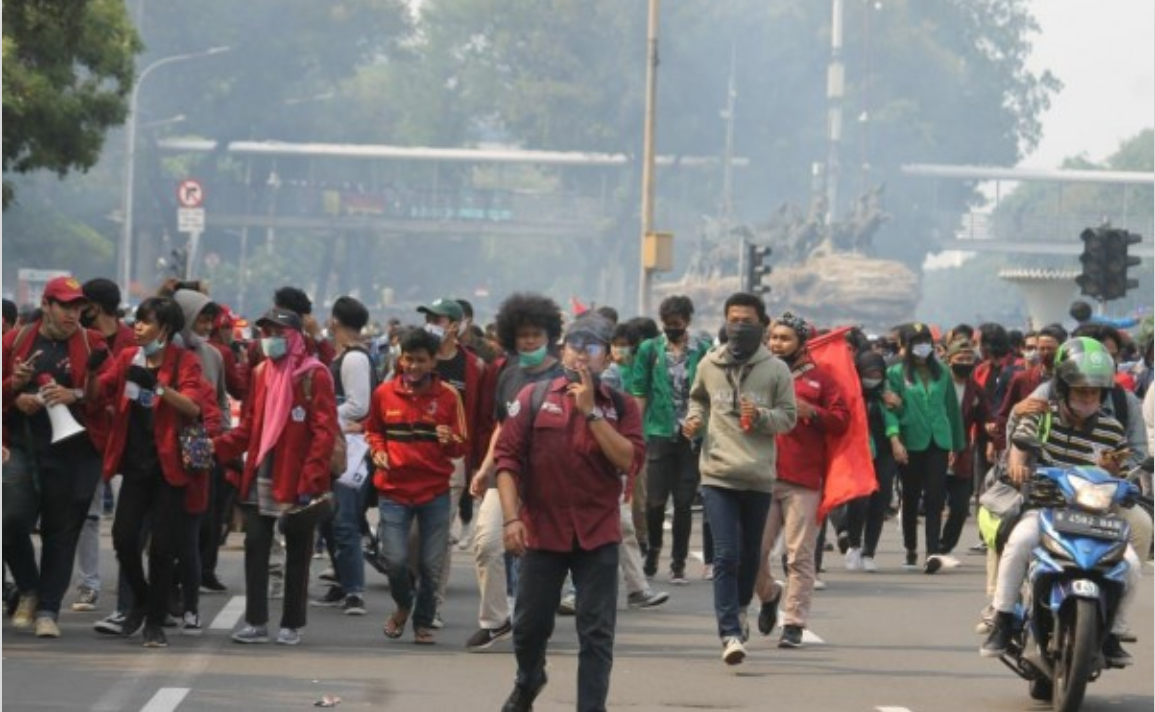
[1021,0,1155,168]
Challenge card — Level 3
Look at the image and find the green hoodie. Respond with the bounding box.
[629,334,712,440]
[687,345,797,493]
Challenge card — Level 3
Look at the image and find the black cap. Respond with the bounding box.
[565,314,613,345]
[256,307,303,332]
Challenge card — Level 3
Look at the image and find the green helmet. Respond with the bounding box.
[1054,337,1116,396]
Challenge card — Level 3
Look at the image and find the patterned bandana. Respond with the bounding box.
[777,312,811,343]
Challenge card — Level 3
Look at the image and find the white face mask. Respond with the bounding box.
[424,323,446,341]
[911,343,934,360]
[1069,400,1099,419]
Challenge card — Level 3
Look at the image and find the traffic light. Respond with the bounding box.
[1076,228,1109,300]
[745,243,773,295]
[1101,229,1142,301]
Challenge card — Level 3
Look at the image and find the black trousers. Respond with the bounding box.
[645,435,699,571]
[939,473,973,554]
[513,544,619,712]
[241,505,313,630]
[899,445,948,556]
[112,470,187,627]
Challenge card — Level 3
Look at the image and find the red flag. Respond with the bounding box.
[571,296,589,316]
[807,327,877,519]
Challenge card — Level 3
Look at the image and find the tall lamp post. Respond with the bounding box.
[119,46,230,296]
[637,0,660,316]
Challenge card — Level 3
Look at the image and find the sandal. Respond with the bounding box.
[414,627,435,645]
[383,608,410,639]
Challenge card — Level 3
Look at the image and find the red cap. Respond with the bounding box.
[213,304,235,331]
[43,276,87,304]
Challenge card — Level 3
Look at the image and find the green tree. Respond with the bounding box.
[2,0,140,208]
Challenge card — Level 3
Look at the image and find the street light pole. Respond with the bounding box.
[118,46,230,297]
[637,0,660,316]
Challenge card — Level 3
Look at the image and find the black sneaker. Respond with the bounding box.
[94,611,126,635]
[120,606,147,638]
[643,550,659,578]
[903,550,918,570]
[1103,634,1132,667]
[310,585,346,607]
[836,530,851,555]
[200,573,228,593]
[142,625,168,648]
[778,624,804,649]
[758,589,781,636]
[501,672,547,712]
[465,619,513,651]
[342,594,367,616]
[980,612,1014,657]
[924,555,943,575]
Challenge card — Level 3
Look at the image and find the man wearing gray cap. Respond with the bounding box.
[494,314,645,712]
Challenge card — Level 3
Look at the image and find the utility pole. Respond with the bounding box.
[721,44,737,227]
[824,0,846,225]
[638,0,660,316]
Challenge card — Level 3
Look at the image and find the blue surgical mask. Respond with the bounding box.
[142,339,165,357]
[261,336,288,360]
[911,343,934,360]
[518,344,548,368]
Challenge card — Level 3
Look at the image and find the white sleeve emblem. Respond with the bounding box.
[507,400,521,418]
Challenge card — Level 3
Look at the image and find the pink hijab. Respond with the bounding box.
[256,329,321,466]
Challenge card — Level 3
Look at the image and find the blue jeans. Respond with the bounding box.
[2,439,102,618]
[332,479,368,595]
[378,492,450,629]
[513,544,619,712]
[700,485,771,640]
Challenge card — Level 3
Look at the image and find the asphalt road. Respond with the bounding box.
[2,513,1151,712]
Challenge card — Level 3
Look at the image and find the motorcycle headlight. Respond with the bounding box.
[1070,477,1118,514]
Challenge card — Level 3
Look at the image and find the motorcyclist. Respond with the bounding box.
[980,337,1143,667]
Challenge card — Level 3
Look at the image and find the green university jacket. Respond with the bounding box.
[629,335,712,440]
[885,361,965,453]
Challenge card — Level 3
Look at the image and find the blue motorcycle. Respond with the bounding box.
[1000,465,1138,712]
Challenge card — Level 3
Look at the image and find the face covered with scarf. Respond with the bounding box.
[768,311,811,367]
[723,304,766,362]
[255,321,321,466]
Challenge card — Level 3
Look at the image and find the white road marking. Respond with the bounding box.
[140,688,190,712]
[209,595,246,630]
[801,629,825,645]
[875,707,914,712]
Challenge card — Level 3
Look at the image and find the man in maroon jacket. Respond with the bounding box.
[937,338,989,565]
[495,315,644,712]
[2,276,109,638]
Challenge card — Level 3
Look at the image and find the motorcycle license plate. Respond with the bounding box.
[1052,510,1127,541]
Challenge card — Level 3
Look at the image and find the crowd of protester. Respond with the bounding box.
[4,277,1152,712]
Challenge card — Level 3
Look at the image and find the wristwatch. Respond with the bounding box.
[585,410,603,423]
[71,388,85,402]
[155,385,167,398]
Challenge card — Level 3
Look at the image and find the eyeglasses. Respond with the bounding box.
[566,340,606,358]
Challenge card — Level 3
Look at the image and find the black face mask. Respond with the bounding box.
[664,327,686,343]
[951,363,975,379]
[725,323,764,362]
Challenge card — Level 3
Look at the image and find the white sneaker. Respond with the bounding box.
[860,555,878,573]
[276,627,301,645]
[844,547,863,571]
[938,554,961,569]
[813,579,827,590]
[456,522,474,551]
[722,636,746,666]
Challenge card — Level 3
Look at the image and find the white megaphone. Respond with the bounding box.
[47,402,86,443]
[36,380,86,444]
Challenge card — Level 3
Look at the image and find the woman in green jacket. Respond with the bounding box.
[886,324,965,574]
